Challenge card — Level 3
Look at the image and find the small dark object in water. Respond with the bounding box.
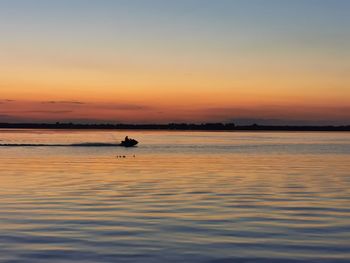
[120,136,138,147]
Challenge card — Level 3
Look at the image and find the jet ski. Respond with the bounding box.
[120,137,138,147]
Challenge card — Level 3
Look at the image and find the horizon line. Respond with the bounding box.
[0,122,349,132]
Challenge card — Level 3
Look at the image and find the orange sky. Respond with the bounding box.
[0,1,349,124]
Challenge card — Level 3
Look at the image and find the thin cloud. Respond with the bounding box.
[0,114,12,118]
[27,110,74,114]
[97,104,152,111]
[0,99,15,104]
[41,101,86,105]
[30,101,150,111]
[0,114,28,123]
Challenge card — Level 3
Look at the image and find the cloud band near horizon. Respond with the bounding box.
[0,1,349,124]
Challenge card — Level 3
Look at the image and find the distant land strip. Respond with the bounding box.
[0,123,350,131]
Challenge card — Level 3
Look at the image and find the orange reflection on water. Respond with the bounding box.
[0,130,350,261]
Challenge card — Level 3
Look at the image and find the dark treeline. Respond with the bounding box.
[0,122,350,131]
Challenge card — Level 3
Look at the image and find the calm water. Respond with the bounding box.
[0,130,349,263]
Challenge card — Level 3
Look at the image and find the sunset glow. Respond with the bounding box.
[1,0,349,124]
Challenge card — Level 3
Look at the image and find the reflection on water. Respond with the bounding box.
[0,130,350,262]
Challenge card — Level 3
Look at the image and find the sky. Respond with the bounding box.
[0,0,349,124]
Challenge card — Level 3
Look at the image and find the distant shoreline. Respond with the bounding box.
[0,123,349,131]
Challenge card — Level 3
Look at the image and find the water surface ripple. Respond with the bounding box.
[0,130,349,262]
